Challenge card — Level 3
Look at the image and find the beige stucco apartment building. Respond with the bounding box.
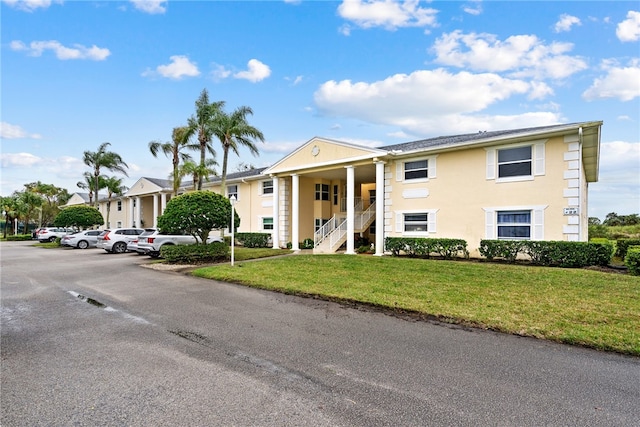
[69,121,602,257]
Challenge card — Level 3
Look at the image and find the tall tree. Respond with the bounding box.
[173,159,218,191]
[212,105,264,196]
[24,181,70,226]
[1,195,18,237]
[185,89,224,190]
[149,126,193,196]
[82,142,129,208]
[76,171,105,205]
[17,190,44,235]
[103,176,128,229]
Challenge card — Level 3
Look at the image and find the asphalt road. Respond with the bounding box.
[1,241,639,426]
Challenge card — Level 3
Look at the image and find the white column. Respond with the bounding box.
[135,196,141,228]
[291,174,299,251]
[345,165,355,255]
[153,194,159,228]
[129,197,134,227]
[272,176,280,249]
[375,161,385,256]
[161,193,167,213]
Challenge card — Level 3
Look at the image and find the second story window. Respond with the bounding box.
[228,185,238,200]
[262,180,273,195]
[315,184,329,201]
[404,160,428,180]
[497,146,532,178]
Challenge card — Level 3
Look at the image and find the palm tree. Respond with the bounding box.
[185,89,225,190]
[103,176,128,228]
[172,159,218,191]
[76,171,103,205]
[149,126,193,196]
[1,195,18,237]
[83,142,129,208]
[212,105,264,196]
[17,190,43,236]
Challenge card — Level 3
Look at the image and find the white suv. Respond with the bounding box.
[36,227,74,242]
[137,229,222,258]
[96,228,149,253]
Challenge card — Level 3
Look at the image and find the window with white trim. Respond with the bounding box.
[395,210,437,234]
[498,146,531,178]
[117,200,122,211]
[227,185,238,200]
[262,217,274,230]
[262,180,273,195]
[404,213,428,232]
[315,218,329,232]
[315,184,329,201]
[404,160,428,180]
[497,210,531,240]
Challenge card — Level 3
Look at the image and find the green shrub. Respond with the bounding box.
[235,232,271,248]
[615,239,640,258]
[161,241,229,264]
[4,234,33,241]
[625,246,640,276]
[479,240,613,267]
[300,238,314,249]
[385,237,468,259]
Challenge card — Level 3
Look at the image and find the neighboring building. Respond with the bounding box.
[68,121,602,256]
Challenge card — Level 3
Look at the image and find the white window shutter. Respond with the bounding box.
[533,209,544,240]
[396,162,403,182]
[486,149,496,180]
[534,143,545,176]
[485,210,495,239]
[258,183,263,196]
[395,212,403,232]
[428,211,436,233]
[428,157,436,179]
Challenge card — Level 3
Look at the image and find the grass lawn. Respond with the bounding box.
[193,254,640,356]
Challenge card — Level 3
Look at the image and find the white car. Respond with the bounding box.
[36,227,74,243]
[137,229,222,258]
[96,228,149,253]
[60,230,102,249]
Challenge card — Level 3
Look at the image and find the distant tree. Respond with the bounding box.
[173,159,218,191]
[76,171,105,205]
[82,142,129,208]
[102,176,128,228]
[17,190,44,234]
[156,191,239,244]
[235,162,257,172]
[603,212,622,226]
[588,217,601,226]
[149,126,193,196]
[53,205,104,230]
[1,195,19,237]
[24,181,70,225]
[185,89,224,190]
[212,105,264,196]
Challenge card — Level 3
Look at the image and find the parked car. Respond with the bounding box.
[127,238,142,254]
[36,227,74,243]
[137,229,222,257]
[60,230,102,249]
[96,228,149,253]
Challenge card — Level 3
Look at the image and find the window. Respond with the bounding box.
[315,218,329,232]
[404,213,428,232]
[262,180,273,195]
[369,220,376,235]
[117,200,122,211]
[228,185,238,200]
[333,185,338,205]
[497,210,531,240]
[497,146,532,178]
[262,217,274,230]
[315,184,329,201]
[116,221,122,228]
[404,160,428,180]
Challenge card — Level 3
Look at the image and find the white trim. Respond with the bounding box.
[395,209,438,235]
[396,155,437,183]
[483,205,548,241]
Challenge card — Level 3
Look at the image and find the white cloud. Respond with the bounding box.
[616,10,640,42]
[0,122,42,139]
[234,59,271,83]
[10,39,110,61]
[314,68,561,136]
[2,0,62,12]
[463,0,482,16]
[582,59,640,101]
[432,31,588,80]
[554,14,581,33]
[143,55,200,80]
[0,152,44,168]
[130,0,166,14]
[337,0,438,31]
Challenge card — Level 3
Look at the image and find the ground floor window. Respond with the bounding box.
[315,184,329,201]
[262,217,273,231]
[315,218,329,232]
[404,213,428,232]
[497,210,531,240]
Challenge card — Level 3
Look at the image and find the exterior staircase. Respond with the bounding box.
[313,201,376,254]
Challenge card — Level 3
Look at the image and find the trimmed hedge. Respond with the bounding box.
[625,246,640,276]
[160,241,229,264]
[234,232,271,248]
[479,240,614,268]
[385,237,469,259]
[3,234,34,241]
[616,239,640,259]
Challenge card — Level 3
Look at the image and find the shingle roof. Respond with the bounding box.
[380,123,585,153]
[144,177,173,188]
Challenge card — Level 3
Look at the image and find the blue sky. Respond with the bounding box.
[1,0,639,220]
